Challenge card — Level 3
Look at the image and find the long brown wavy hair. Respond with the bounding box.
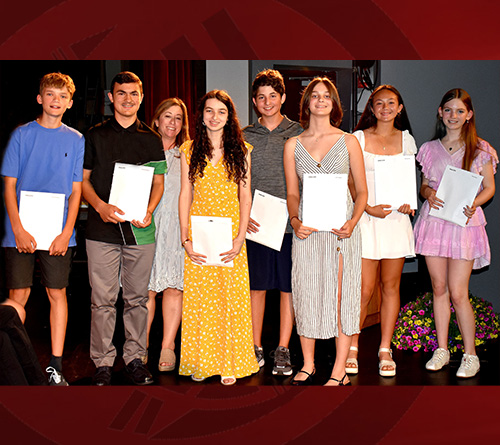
[354,84,413,134]
[299,77,343,129]
[434,88,480,171]
[188,90,248,184]
[151,97,190,148]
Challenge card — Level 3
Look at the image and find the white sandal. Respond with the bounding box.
[378,348,396,377]
[345,346,359,375]
[191,374,206,382]
[221,376,236,386]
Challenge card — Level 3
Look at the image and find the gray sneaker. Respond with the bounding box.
[255,345,265,367]
[272,346,292,376]
[46,366,69,386]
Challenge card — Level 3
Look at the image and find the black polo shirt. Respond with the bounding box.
[84,117,165,245]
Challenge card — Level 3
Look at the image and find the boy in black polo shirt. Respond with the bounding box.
[82,71,165,386]
[244,69,302,376]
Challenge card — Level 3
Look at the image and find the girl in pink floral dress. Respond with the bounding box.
[414,88,497,378]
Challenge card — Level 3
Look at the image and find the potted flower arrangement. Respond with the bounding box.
[392,292,499,353]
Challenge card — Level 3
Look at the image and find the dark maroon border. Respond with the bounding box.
[1,0,500,442]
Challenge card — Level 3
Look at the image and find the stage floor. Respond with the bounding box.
[21,261,500,387]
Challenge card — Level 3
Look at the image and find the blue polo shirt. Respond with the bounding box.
[1,120,85,247]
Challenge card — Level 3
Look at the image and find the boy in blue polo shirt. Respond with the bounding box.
[1,72,84,385]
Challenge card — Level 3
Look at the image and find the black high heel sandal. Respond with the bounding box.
[328,373,351,386]
[291,368,315,386]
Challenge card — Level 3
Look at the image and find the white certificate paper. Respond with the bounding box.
[302,173,348,231]
[108,163,154,222]
[429,165,483,227]
[246,190,288,251]
[19,191,65,251]
[191,215,234,267]
[374,155,418,210]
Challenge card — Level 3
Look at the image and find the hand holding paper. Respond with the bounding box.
[18,191,65,251]
[428,165,483,227]
[292,218,318,240]
[220,237,245,264]
[397,203,415,216]
[14,226,37,253]
[366,204,392,219]
[246,217,260,234]
[373,155,418,210]
[426,188,444,211]
[245,190,288,251]
[183,240,207,265]
[302,174,348,231]
[332,219,355,239]
[191,216,234,267]
[131,210,152,228]
[96,201,126,224]
[49,232,71,256]
[108,163,154,222]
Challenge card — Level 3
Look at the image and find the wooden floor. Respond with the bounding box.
[20,261,500,387]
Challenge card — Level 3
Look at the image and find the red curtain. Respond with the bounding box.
[143,61,205,138]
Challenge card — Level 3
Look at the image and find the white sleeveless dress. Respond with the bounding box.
[353,130,416,260]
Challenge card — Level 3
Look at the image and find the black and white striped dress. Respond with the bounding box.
[292,135,361,339]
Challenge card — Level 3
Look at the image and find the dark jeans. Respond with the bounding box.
[0,305,47,385]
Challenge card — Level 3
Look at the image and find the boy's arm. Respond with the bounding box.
[131,173,164,228]
[82,169,125,223]
[3,176,37,253]
[49,181,82,256]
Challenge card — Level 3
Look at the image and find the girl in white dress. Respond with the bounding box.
[348,85,416,377]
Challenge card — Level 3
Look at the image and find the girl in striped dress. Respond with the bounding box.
[283,77,367,386]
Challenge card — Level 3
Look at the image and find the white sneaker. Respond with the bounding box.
[425,348,450,371]
[456,353,480,378]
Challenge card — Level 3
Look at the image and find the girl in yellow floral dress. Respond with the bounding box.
[178,90,259,385]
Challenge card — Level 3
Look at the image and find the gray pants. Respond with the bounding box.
[86,239,155,367]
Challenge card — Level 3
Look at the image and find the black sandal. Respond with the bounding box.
[328,373,351,386]
[291,368,315,386]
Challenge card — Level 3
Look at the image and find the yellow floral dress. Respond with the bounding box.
[179,141,259,380]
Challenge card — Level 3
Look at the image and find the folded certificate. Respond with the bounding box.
[429,165,483,227]
[246,190,288,251]
[191,215,234,267]
[108,163,154,222]
[302,173,348,231]
[19,191,65,251]
[374,155,418,210]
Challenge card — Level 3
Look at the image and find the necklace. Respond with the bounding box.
[373,129,396,151]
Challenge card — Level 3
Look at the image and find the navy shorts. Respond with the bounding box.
[4,247,73,289]
[246,233,292,293]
